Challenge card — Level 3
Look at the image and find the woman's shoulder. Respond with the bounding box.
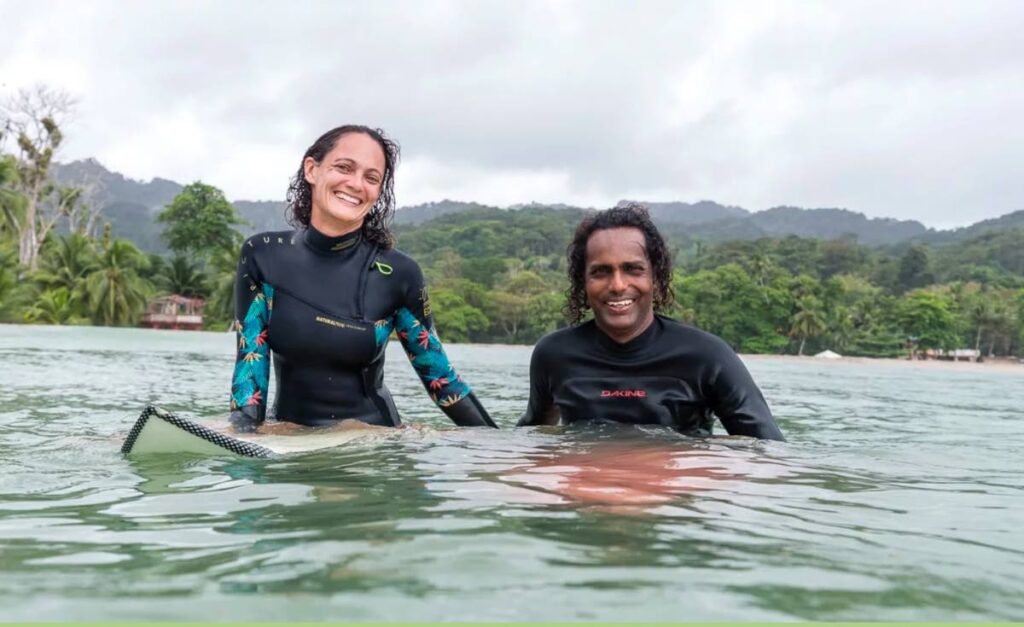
[375,246,422,275]
[242,230,301,253]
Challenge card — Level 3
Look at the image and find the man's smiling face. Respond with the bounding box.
[584,227,655,344]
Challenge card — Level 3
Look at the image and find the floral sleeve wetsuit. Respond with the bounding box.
[229,226,496,431]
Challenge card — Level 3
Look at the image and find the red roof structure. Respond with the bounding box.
[141,294,206,331]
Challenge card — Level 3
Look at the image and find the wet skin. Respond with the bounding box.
[303,132,385,237]
[585,227,655,344]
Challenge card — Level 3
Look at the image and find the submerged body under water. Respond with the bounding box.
[0,324,1022,621]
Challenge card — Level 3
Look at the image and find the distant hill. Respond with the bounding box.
[395,200,498,225]
[914,209,1024,245]
[52,159,183,252]
[620,200,749,225]
[49,159,1019,253]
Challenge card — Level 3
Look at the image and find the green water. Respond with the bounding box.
[0,324,1022,621]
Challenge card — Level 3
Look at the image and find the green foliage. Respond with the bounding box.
[157,182,243,260]
[156,255,210,299]
[0,243,29,321]
[674,264,789,353]
[2,193,1022,358]
[33,233,98,293]
[23,287,88,325]
[203,245,239,330]
[0,154,22,240]
[431,287,489,343]
[896,290,963,353]
[85,238,152,326]
[789,296,826,356]
[896,245,934,293]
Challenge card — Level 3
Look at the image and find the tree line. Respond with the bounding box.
[2,87,1022,358]
[397,209,1024,358]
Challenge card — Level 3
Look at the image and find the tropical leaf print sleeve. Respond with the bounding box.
[392,261,497,428]
[229,242,272,432]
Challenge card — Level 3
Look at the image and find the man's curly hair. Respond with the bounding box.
[286,125,400,249]
[565,202,674,324]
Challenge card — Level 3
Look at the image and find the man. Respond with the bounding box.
[518,203,785,441]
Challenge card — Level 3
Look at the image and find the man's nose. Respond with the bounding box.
[608,270,627,292]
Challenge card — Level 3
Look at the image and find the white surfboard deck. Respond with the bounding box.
[122,406,384,457]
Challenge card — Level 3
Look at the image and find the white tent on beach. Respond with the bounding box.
[814,349,843,359]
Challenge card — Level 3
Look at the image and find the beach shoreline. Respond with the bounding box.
[741,353,1024,374]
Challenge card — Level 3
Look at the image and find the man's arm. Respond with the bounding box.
[708,347,785,441]
[517,341,560,426]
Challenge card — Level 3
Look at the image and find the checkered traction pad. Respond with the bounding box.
[122,405,275,458]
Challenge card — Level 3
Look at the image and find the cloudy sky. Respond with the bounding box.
[2,0,1022,227]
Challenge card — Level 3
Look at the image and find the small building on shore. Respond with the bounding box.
[141,295,205,331]
[926,348,982,362]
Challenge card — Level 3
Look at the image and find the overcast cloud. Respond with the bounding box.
[2,0,1022,227]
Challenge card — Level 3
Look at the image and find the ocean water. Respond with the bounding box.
[0,324,1022,621]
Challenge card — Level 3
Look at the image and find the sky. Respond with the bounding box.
[1,0,1022,228]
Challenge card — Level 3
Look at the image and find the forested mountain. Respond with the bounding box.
[52,159,1021,253]
[12,159,1020,356]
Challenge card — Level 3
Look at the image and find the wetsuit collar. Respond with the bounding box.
[302,224,362,256]
[593,315,661,354]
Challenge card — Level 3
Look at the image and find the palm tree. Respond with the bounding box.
[0,244,25,321]
[34,233,98,294]
[204,245,238,329]
[157,255,209,298]
[789,297,826,356]
[23,287,88,325]
[85,238,152,326]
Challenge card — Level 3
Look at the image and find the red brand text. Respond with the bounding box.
[600,390,647,398]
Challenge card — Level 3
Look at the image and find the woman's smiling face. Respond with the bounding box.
[303,131,386,237]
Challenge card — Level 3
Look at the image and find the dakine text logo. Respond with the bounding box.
[600,390,647,398]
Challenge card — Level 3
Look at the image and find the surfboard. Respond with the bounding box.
[122,405,383,457]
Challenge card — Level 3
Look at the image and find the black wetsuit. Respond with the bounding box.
[518,315,784,440]
[229,226,495,431]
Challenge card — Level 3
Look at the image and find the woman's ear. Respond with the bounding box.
[303,157,318,185]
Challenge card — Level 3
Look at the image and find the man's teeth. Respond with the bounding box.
[608,299,633,307]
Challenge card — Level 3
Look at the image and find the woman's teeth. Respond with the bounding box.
[334,192,361,205]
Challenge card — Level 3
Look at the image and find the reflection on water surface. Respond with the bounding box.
[0,325,1022,620]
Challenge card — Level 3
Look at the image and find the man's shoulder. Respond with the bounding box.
[657,316,736,354]
[533,323,591,354]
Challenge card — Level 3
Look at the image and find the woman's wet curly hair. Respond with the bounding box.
[286,125,400,248]
[565,202,674,324]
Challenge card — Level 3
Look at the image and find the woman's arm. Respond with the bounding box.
[391,263,497,428]
[229,242,272,432]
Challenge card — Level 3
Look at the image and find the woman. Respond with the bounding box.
[229,125,496,432]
